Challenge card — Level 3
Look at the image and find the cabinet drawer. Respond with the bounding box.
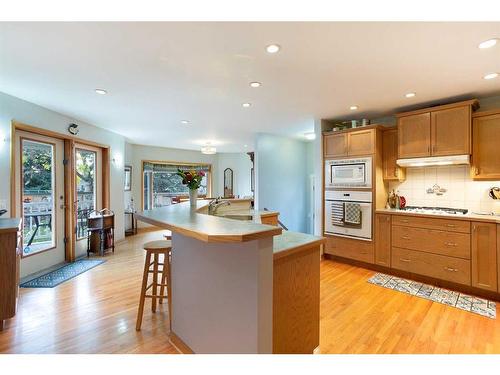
[392,215,470,233]
[392,247,471,285]
[325,235,374,264]
[392,226,470,259]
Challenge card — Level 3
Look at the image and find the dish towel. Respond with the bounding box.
[344,202,362,226]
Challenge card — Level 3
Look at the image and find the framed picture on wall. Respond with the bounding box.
[124,165,132,191]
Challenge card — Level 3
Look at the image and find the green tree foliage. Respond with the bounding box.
[22,142,53,191]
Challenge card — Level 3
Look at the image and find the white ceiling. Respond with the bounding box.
[1,22,500,152]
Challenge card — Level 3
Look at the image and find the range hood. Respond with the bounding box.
[396,154,470,168]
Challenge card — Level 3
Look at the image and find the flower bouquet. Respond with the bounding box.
[176,169,205,207]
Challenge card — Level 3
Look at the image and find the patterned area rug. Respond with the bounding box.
[368,273,496,319]
[20,259,106,288]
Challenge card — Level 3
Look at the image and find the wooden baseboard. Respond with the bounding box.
[324,254,500,302]
[168,331,194,354]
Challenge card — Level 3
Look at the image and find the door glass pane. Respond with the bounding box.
[76,149,96,239]
[21,139,55,256]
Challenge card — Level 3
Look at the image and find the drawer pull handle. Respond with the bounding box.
[401,236,411,240]
[445,224,456,228]
[444,267,458,272]
[400,258,411,263]
[401,219,409,223]
[445,242,457,247]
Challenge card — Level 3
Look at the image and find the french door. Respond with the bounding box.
[74,144,102,257]
[14,130,65,277]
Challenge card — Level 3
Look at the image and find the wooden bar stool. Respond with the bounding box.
[136,240,172,331]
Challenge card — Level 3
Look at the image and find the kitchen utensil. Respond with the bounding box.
[489,187,500,200]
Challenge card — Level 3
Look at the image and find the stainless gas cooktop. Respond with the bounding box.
[400,206,468,215]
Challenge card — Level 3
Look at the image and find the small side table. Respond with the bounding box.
[125,211,138,236]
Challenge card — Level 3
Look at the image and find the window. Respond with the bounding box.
[21,139,55,256]
[75,148,96,239]
[142,162,211,210]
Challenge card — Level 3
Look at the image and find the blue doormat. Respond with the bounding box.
[20,259,106,288]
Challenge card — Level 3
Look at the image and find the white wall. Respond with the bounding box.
[216,153,253,198]
[0,91,126,276]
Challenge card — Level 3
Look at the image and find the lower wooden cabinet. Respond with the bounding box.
[375,214,391,267]
[471,222,498,292]
[324,235,374,264]
[392,247,471,285]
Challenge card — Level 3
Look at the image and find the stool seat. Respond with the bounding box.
[143,240,172,251]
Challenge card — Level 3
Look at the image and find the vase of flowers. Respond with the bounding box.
[176,168,205,207]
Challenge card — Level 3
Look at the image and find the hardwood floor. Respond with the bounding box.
[1,229,499,354]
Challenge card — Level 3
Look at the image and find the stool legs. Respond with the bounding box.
[136,250,152,331]
[152,253,159,313]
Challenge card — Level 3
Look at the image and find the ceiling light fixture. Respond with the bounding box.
[181,120,189,125]
[242,103,251,108]
[244,144,248,148]
[483,72,499,80]
[304,132,316,140]
[405,92,416,98]
[266,44,280,53]
[201,143,216,155]
[95,88,107,95]
[479,38,499,49]
[249,82,262,88]
[349,105,359,110]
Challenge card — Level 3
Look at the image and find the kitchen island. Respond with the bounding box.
[136,200,324,354]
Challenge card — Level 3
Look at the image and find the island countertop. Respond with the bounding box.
[0,218,22,234]
[136,200,283,243]
[273,231,325,259]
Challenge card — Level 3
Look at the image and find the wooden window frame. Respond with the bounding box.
[140,160,213,210]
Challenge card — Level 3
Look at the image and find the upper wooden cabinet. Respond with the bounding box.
[324,128,375,158]
[397,99,478,159]
[324,133,348,158]
[472,111,500,180]
[382,128,405,181]
[431,106,471,156]
[471,222,497,292]
[398,112,431,158]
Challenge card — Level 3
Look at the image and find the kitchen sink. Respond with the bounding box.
[215,214,254,221]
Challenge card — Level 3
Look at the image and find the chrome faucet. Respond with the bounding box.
[208,197,231,215]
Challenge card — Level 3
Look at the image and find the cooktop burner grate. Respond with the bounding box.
[401,206,469,215]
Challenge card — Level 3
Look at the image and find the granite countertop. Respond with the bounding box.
[136,200,283,243]
[273,231,325,259]
[376,208,500,224]
[0,218,22,234]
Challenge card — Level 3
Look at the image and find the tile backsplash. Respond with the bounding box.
[388,165,500,214]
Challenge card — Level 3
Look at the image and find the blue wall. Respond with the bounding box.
[255,133,312,233]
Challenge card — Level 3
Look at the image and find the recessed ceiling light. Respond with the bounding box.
[479,38,498,49]
[95,88,107,95]
[266,44,280,54]
[405,92,416,98]
[349,105,359,110]
[244,144,248,148]
[242,103,251,108]
[304,132,316,140]
[181,120,189,125]
[483,72,499,80]
[249,82,262,88]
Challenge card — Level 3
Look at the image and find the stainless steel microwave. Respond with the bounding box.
[325,157,372,189]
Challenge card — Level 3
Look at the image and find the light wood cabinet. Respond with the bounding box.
[347,129,375,156]
[398,113,431,158]
[392,247,471,286]
[397,100,478,159]
[471,222,497,292]
[392,215,470,233]
[324,129,375,158]
[382,128,405,180]
[431,106,471,156]
[375,214,391,267]
[472,112,500,180]
[324,235,374,264]
[324,133,347,158]
[498,225,500,294]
